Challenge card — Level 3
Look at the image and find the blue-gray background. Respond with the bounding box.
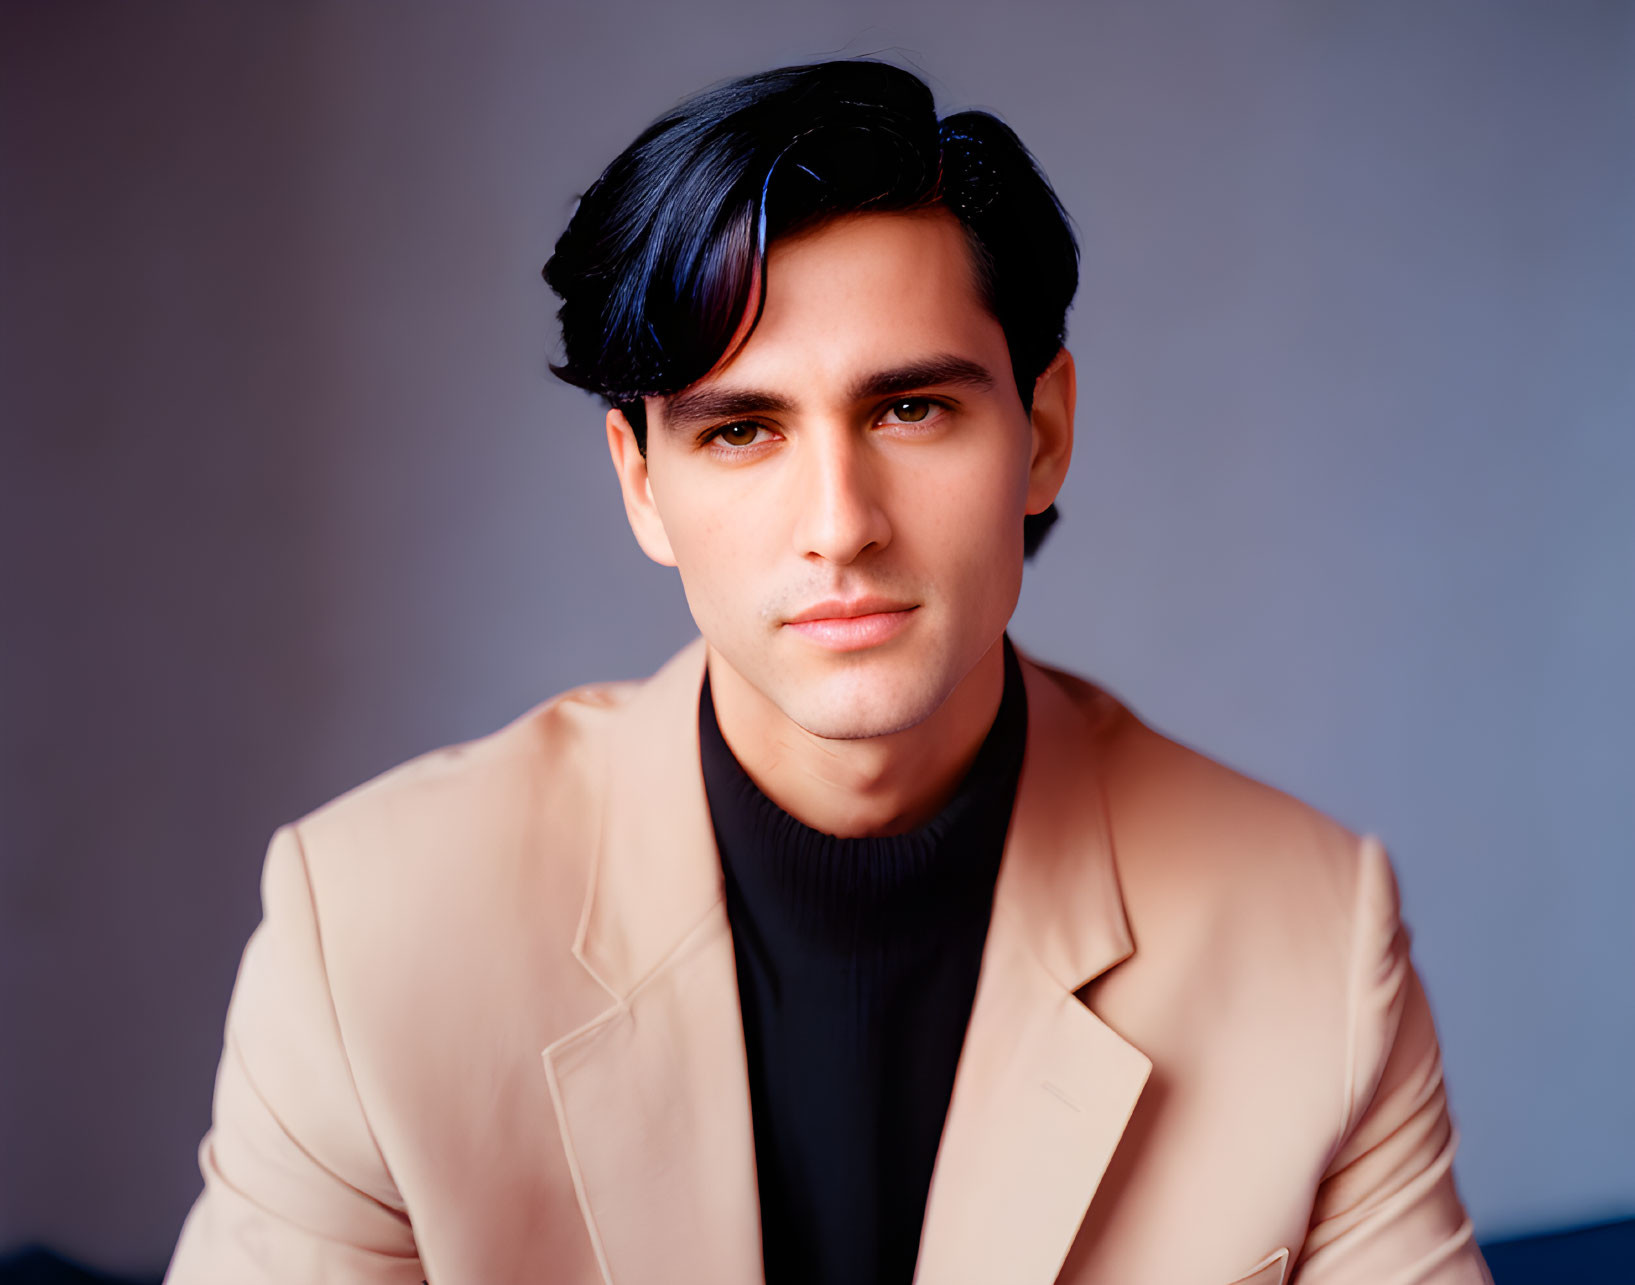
[2,1,1631,1275]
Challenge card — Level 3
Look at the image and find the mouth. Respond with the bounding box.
[785,596,916,624]
[782,599,919,652]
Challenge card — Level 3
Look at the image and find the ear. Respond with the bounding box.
[1025,348,1076,514]
[606,406,678,567]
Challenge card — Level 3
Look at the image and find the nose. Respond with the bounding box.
[790,427,892,565]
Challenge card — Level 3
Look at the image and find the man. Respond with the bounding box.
[167,60,1489,1284]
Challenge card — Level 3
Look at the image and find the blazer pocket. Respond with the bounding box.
[1223,1246,1289,1285]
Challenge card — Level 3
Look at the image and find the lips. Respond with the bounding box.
[782,599,919,651]
[784,597,917,624]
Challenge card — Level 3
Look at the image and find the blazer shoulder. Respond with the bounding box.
[260,672,653,1003]
[295,675,637,864]
[238,673,660,1080]
[1103,696,1364,904]
[1028,660,1373,946]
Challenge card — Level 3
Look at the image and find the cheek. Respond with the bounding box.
[915,452,1029,617]
[907,441,1030,554]
[652,477,769,618]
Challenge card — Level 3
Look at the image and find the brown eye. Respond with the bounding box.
[887,399,934,423]
[715,423,761,447]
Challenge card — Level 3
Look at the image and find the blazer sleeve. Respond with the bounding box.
[1291,838,1491,1285]
[166,825,426,1284]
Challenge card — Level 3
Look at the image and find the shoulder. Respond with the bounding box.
[296,673,638,867]
[289,674,642,895]
[1036,660,1370,933]
[237,665,700,1090]
[267,669,661,1012]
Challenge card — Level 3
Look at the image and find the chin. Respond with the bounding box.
[781,667,953,742]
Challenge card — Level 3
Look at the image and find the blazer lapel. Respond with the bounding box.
[541,641,764,1285]
[915,656,1151,1285]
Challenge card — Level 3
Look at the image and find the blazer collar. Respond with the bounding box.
[997,650,1135,990]
[571,639,723,1000]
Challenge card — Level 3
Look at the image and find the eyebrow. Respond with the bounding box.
[659,354,998,432]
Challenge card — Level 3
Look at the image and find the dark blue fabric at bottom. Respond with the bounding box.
[1481,1216,1635,1283]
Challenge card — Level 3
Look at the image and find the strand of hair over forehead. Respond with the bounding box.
[694,83,968,386]
[718,118,939,378]
[611,65,922,396]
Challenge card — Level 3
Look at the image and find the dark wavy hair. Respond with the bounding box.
[543,59,1078,556]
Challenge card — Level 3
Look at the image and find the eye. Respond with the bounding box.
[705,422,768,449]
[880,398,943,426]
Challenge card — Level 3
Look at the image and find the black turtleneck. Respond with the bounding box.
[698,639,1028,1285]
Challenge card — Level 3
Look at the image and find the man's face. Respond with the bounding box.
[609,209,1073,741]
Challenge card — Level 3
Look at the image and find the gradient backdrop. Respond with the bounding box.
[3,1,1632,1276]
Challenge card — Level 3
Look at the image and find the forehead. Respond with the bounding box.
[709,209,1005,392]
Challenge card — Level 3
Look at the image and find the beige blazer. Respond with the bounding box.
[167,641,1490,1285]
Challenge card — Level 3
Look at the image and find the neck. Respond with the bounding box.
[705,637,1008,838]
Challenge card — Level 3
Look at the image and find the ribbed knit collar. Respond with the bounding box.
[699,639,1028,954]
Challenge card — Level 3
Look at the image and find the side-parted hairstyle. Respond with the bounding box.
[543,59,1078,556]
